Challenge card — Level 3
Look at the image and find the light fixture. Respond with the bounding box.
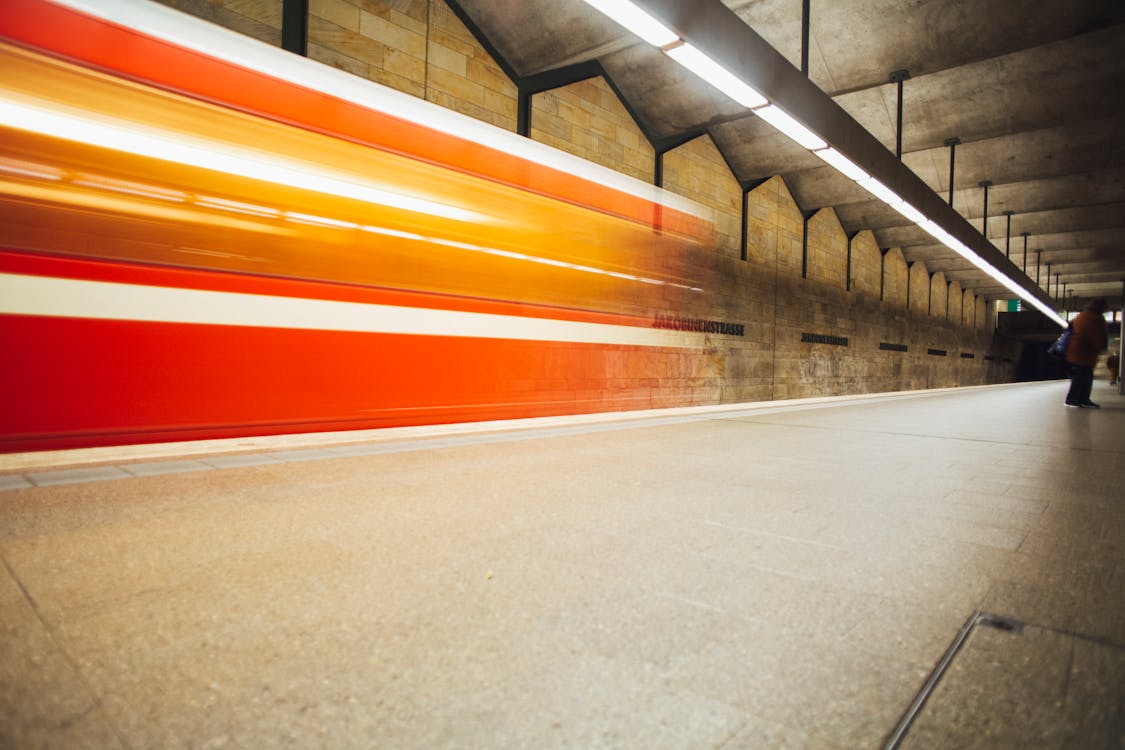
[576,3,1066,327]
[918,219,955,247]
[856,176,904,207]
[812,148,868,181]
[664,43,768,109]
[751,105,826,150]
[890,201,926,225]
[916,218,1065,326]
[580,0,679,47]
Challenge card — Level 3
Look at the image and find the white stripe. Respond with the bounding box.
[48,0,708,223]
[0,273,704,348]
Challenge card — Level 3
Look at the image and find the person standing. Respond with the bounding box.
[1065,298,1109,408]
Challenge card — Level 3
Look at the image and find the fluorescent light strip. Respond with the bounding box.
[857,176,902,206]
[571,0,1063,326]
[813,148,869,181]
[751,105,826,150]
[917,219,1065,326]
[664,43,768,109]
[0,99,483,223]
[52,0,707,222]
[581,0,678,47]
[853,174,1059,324]
[890,201,926,225]
[918,219,954,246]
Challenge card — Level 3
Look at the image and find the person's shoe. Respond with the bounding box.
[1079,401,1101,408]
[1065,400,1080,407]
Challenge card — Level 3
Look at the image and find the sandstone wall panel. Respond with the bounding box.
[662,136,742,258]
[154,0,282,44]
[850,230,881,299]
[806,209,847,290]
[930,272,949,320]
[883,248,908,309]
[531,78,652,183]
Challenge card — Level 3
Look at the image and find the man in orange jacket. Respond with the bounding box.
[1065,298,1109,408]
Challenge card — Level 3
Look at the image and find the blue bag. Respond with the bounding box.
[1047,327,1071,359]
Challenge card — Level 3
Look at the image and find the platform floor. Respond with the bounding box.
[1,380,1123,749]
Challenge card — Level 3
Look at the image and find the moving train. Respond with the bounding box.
[0,0,737,452]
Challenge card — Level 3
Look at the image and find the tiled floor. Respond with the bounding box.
[1,380,1122,748]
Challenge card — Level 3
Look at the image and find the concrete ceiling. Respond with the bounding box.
[451,0,1125,308]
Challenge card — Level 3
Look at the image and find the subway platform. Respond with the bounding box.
[1,380,1122,749]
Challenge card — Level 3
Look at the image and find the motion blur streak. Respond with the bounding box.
[0,0,737,452]
[0,99,487,223]
[0,273,701,348]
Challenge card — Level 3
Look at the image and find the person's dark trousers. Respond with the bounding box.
[1066,364,1094,404]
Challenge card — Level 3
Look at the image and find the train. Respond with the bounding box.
[0,0,740,452]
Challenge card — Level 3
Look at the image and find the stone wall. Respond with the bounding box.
[930,272,949,321]
[153,0,282,45]
[159,0,517,128]
[530,78,652,183]
[948,280,963,323]
[806,210,847,289]
[662,136,743,258]
[908,261,930,316]
[884,249,909,309]
[850,231,881,298]
[307,0,423,92]
[745,177,805,276]
[426,2,518,129]
[976,296,990,330]
[146,1,1020,402]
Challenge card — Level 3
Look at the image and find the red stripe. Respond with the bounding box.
[0,249,657,329]
[0,0,706,238]
[0,314,716,452]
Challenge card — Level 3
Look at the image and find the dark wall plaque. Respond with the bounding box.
[879,342,908,352]
[927,348,947,356]
[653,315,744,336]
[801,332,849,346]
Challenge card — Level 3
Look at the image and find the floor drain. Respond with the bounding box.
[882,610,1023,750]
[976,613,1024,633]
